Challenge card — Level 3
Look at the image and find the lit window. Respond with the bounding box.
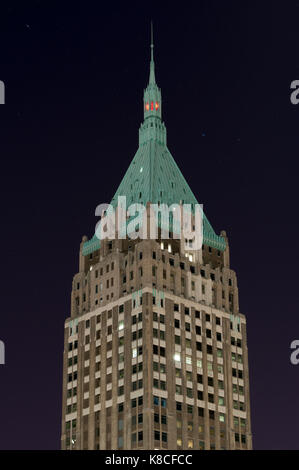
[197,359,202,368]
[177,438,182,447]
[150,101,154,110]
[160,242,164,250]
[155,102,159,110]
[168,243,172,253]
[118,321,124,331]
[132,348,137,358]
[186,356,192,365]
[219,397,225,406]
[174,353,181,362]
[145,103,149,111]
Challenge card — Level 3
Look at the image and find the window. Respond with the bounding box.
[153,396,159,406]
[187,422,193,432]
[217,348,223,358]
[175,335,181,345]
[174,353,181,362]
[186,356,192,365]
[196,325,201,335]
[154,431,160,441]
[188,439,194,449]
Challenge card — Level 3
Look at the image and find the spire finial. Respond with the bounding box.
[150,21,154,62]
[149,21,156,84]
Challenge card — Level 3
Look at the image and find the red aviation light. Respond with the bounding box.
[150,101,154,111]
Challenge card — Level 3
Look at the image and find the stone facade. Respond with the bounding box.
[61,234,252,450]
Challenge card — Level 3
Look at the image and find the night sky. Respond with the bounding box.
[0,0,299,450]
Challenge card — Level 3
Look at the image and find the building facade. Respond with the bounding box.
[61,35,252,451]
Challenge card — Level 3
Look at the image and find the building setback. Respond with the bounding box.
[61,33,252,451]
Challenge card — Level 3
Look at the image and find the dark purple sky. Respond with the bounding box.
[0,0,299,450]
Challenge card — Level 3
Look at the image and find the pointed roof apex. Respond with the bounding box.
[149,21,156,85]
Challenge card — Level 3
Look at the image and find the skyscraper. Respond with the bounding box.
[61,31,252,451]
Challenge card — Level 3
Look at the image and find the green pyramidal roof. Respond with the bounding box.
[82,30,226,256]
